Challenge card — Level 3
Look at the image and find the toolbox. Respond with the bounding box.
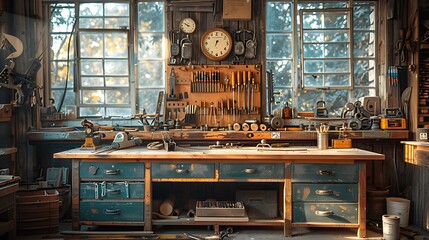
[195,200,246,217]
[380,118,406,129]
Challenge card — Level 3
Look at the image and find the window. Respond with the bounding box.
[266,1,377,116]
[47,1,165,118]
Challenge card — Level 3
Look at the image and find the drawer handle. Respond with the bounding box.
[175,168,189,174]
[315,189,333,196]
[315,210,334,217]
[244,168,257,174]
[318,170,333,175]
[104,209,120,215]
[105,169,120,175]
[106,189,121,195]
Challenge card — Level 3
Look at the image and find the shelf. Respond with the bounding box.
[0,148,17,156]
[152,217,284,226]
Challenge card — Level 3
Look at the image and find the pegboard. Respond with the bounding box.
[165,64,261,128]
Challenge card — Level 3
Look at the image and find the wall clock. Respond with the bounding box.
[179,17,196,34]
[200,28,233,61]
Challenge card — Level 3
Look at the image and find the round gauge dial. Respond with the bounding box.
[200,28,233,61]
[179,18,196,34]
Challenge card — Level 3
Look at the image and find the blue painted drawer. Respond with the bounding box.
[80,162,144,179]
[293,203,358,223]
[152,163,215,178]
[80,201,144,221]
[219,163,284,179]
[292,183,357,202]
[80,182,144,199]
[292,164,358,183]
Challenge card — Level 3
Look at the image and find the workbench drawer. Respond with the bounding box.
[152,163,215,179]
[80,201,144,222]
[292,183,357,202]
[80,162,144,179]
[292,164,358,183]
[80,182,144,199]
[219,163,284,179]
[293,203,358,223]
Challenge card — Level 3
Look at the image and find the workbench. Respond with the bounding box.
[54,145,384,237]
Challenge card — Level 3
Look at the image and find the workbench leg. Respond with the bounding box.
[72,159,80,231]
[214,225,220,234]
[144,162,152,231]
[358,161,367,238]
[284,163,292,237]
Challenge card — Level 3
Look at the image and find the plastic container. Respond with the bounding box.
[382,214,400,240]
[386,197,411,227]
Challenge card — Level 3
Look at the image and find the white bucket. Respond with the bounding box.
[382,214,400,240]
[386,197,411,227]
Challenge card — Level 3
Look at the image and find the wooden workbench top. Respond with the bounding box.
[54,146,384,162]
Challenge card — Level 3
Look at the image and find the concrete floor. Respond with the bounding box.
[15,220,429,240]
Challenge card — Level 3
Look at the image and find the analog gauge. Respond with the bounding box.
[179,18,196,34]
[200,28,233,61]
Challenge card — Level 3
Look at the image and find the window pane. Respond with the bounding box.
[354,32,375,57]
[325,74,350,86]
[106,108,131,117]
[106,77,129,87]
[297,89,322,112]
[80,3,102,16]
[81,60,103,75]
[138,2,164,31]
[325,60,349,72]
[324,43,349,58]
[273,88,293,107]
[50,61,74,88]
[324,90,348,116]
[354,60,376,87]
[105,18,129,29]
[105,3,129,16]
[303,75,323,86]
[354,5,375,30]
[266,34,292,58]
[51,6,75,33]
[138,61,164,87]
[106,89,129,104]
[304,60,323,73]
[303,44,323,58]
[51,34,74,60]
[303,30,349,42]
[53,90,75,108]
[82,77,104,87]
[80,33,103,58]
[266,2,292,32]
[80,18,103,29]
[80,107,105,116]
[105,60,128,75]
[105,33,128,58]
[82,90,104,104]
[138,33,164,58]
[267,60,292,87]
[353,88,376,100]
[138,89,164,114]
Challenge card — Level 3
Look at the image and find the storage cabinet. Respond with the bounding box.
[0,104,16,175]
[292,163,361,225]
[78,161,145,226]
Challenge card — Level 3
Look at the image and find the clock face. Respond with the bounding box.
[179,18,196,34]
[201,28,233,61]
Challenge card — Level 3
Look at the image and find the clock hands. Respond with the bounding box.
[215,40,219,48]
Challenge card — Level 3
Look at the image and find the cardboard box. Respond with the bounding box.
[223,0,252,20]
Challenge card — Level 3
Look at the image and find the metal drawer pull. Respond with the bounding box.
[318,170,333,175]
[175,168,189,174]
[315,210,334,217]
[315,189,333,196]
[106,189,121,195]
[104,209,120,215]
[244,168,257,174]
[105,169,120,175]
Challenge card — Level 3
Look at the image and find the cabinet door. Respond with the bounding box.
[292,183,358,202]
[80,162,144,179]
[152,163,215,178]
[80,182,144,199]
[292,164,358,183]
[293,203,358,223]
[219,163,284,179]
[80,201,144,221]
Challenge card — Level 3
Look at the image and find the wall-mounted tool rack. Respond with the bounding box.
[165,64,261,128]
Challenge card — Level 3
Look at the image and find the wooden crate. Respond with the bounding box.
[16,189,60,235]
